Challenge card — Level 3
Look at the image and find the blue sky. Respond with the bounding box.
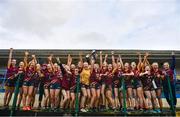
[0,0,179,50]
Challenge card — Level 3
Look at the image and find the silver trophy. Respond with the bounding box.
[85,50,97,63]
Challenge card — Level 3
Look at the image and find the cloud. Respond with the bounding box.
[0,0,179,50]
[1,0,77,37]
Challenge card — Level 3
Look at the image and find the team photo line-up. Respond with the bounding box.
[3,48,177,113]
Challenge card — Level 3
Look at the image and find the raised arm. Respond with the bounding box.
[137,52,142,71]
[67,54,72,67]
[28,54,37,69]
[31,54,37,64]
[24,51,29,69]
[90,59,95,73]
[142,54,146,66]
[118,54,124,69]
[171,52,175,70]
[56,57,72,75]
[111,51,116,68]
[7,48,13,69]
[145,52,150,66]
[79,52,83,67]
[104,54,108,64]
[48,55,54,72]
[100,51,103,68]
[142,52,149,66]
[70,55,72,66]
[143,52,150,66]
[56,57,66,75]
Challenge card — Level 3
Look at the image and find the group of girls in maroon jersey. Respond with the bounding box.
[3,48,176,113]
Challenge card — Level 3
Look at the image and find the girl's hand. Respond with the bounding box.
[25,51,29,56]
[136,52,140,55]
[56,57,61,63]
[111,51,114,55]
[48,56,52,61]
[10,48,13,52]
[144,71,149,74]
[145,52,150,57]
[32,54,36,58]
[122,73,126,76]
[18,71,23,74]
[157,74,161,78]
[162,71,167,75]
[100,51,102,54]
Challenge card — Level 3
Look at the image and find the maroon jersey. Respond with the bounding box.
[70,69,76,87]
[61,73,71,90]
[141,73,154,88]
[51,70,62,84]
[114,69,123,77]
[162,69,174,82]
[6,66,18,79]
[90,69,100,84]
[113,69,123,84]
[105,70,114,85]
[132,69,139,78]
[152,69,162,84]
[33,72,41,87]
[17,68,25,84]
[18,68,25,73]
[114,69,123,79]
[24,67,35,82]
[123,69,133,82]
[100,69,107,82]
[152,69,162,76]
[44,70,54,85]
[5,66,18,86]
[70,73,78,88]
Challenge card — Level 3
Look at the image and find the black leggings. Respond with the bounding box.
[38,82,44,102]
